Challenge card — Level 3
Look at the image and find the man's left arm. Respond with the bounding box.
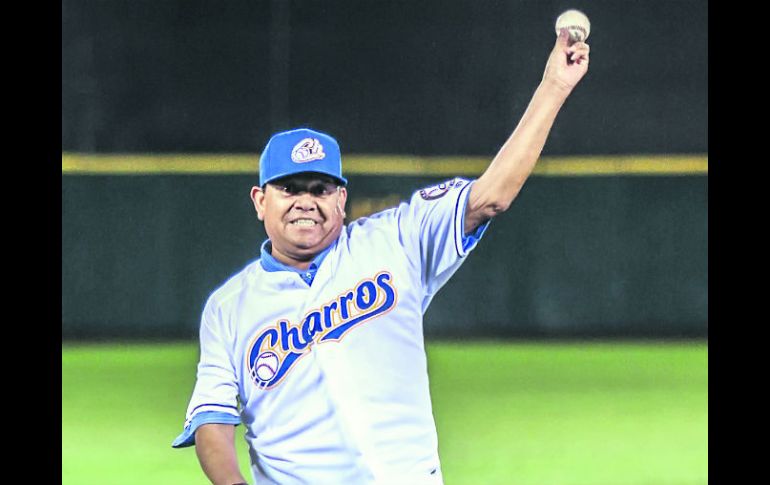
[465,29,590,234]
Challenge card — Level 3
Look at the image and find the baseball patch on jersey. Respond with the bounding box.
[291,138,326,163]
[246,271,398,390]
[254,351,280,381]
[419,178,464,200]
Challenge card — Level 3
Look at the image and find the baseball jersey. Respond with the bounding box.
[173,177,491,484]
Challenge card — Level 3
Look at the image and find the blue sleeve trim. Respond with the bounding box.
[454,180,491,257]
[171,411,241,448]
[462,219,491,251]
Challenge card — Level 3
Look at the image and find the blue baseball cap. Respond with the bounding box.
[259,128,347,187]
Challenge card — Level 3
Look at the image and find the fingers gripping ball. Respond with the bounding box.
[555,9,591,44]
[254,351,280,382]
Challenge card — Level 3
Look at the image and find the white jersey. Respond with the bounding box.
[173,177,490,484]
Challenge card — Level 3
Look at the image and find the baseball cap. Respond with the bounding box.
[259,128,347,187]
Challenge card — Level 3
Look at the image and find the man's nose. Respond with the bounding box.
[293,192,317,211]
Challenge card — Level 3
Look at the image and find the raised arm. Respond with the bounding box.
[195,423,248,485]
[465,28,590,234]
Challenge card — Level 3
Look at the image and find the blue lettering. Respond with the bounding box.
[280,320,308,351]
[356,281,377,310]
[251,327,279,366]
[323,301,338,329]
[322,273,396,342]
[339,292,354,319]
[250,272,398,389]
[301,311,323,343]
[376,272,396,306]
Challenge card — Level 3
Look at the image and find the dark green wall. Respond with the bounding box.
[61,0,708,339]
[62,174,707,339]
[62,0,707,156]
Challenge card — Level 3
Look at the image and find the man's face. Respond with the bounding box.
[251,174,348,266]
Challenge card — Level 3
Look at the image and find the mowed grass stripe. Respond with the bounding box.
[61,153,708,176]
[62,341,707,485]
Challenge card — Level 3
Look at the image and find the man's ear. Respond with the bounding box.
[337,187,348,218]
[250,186,266,221]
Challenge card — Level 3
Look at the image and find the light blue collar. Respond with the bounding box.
[259,239,332,286]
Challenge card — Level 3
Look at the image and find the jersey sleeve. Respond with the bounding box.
[172,297,242,448]
[395,177,491,303]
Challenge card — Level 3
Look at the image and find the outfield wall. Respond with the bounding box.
[62,0,708,339]
[62,165,707,340]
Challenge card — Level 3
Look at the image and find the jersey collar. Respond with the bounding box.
[259,239,333,286]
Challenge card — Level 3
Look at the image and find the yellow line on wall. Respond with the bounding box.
[61,153,708,176]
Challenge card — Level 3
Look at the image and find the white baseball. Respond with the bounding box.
[256,351,280,381]
[555,9,591,43]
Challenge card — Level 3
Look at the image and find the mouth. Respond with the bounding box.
[290,218,319,227]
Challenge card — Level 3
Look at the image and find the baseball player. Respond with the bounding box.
[173,29,589,484]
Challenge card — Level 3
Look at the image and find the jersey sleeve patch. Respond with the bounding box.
[419,178,465,201]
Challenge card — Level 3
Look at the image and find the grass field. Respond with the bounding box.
[62,341,707,485]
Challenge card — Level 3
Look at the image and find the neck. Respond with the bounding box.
[269,245,317,271]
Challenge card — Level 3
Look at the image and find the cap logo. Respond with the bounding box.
[291,138,326,163]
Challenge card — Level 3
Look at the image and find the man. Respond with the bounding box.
[173,29,589,484]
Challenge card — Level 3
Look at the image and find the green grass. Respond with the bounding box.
[62,341,707,485]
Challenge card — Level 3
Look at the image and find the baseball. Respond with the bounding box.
[555,9,590,44]
[255,351,280,381]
